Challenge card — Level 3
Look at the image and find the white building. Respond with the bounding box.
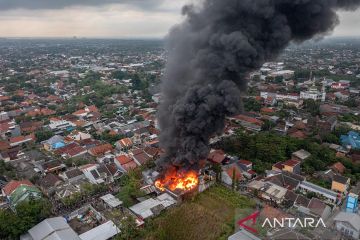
[300,84,326,102]
[334,212,360,239]
[48,120,76,133]
[129,193,176,219]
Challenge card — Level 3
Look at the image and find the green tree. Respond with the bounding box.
[35,130,54,143]
[115,215,139,240]
[0,199,51,239]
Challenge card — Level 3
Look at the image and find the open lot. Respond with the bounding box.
[141,185,256,240]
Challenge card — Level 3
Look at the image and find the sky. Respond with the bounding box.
[0,0,358,38]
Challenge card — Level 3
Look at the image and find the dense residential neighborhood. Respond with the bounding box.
[0,37,359,240]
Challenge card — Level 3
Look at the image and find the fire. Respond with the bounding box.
[155,170,199,192]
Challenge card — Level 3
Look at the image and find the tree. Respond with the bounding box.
[244,98,262,112]
[35,130,54,143]
[112,70,128,80]
[117,171,145,207]
[0,199,51,239]
[115,215,139,240]
[303,99,320,116]
[131,74,143,90]
[261,120,275,131]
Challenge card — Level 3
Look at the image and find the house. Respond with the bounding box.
[78,220,120,240]
[0,140,10,151]
[20,217,81,240]
[298,181,339,204]
[265,171,304,191]
[9,134,34,147]
[238,160,256,179]
[238,160,252,171]
[42,135,65,151]
[272,159,301,174]
[48,120,76,134]
[115,154,139,172]
[80,164,113,184]
[207,149,227,164]
[229,114,264,132]
[129,193,176,219]
[72,105,99,119]
[88,144,113,157]
[100,194,123,209]
[331,174,350,194]
[38,173,62,196]
[340,131,360,150]
[59,168,85,183]
[115,138,133,151]
[55,143,87,159]
[247,180,288,204]
[66,131,92,142]
[221,164,244,187]
[282,159,301,174]
[40,160,66,174]
[292,149,311,161]
[317,116,337,133]
[2,180,42,209]
[294,196,332,219]
[331,162,346,174]
[334,212,360,239]
[103,163,123,180]
[130,149,152,165]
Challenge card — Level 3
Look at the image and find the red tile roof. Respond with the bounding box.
[226,165,243,181]
[89,144,113,156]
[289,130,307,139]
[3,180,33,196]
[232,114,264,126]
[283,159,300,167]
[0,141,10,151]
[9,135,32,144]
[116,155,132,165]
[117,138,133,148]
[239,159,252,166]
[331,162,346,174]
[122,161,138,172]
[272,162,284,170]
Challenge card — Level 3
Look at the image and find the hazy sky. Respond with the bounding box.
[0,0,358,38]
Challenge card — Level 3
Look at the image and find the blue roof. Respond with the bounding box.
[52,142,65,149]
[340,131,360,149]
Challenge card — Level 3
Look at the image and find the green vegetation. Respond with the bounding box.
[303,99,320,116]
[62,183,107,206]
[35,130,54,143]
[117,171,146,207]
[94,130,124,145]
[64,155,95,167]
[139,185,255,240]
[339,113,360,125]
[0,199,51,239]
[219,130,360,182]
[0,160,16,179]
[244,98,262,112]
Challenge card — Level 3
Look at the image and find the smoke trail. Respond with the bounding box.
[157,0,360,170]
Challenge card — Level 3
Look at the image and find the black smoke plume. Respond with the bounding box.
[157,0,360,170]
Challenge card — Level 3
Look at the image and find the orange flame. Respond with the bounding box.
[155,170,199,192]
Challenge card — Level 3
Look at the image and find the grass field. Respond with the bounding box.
[140,185,256,240]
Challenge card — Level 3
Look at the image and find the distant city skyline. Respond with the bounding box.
[0,0,358,38]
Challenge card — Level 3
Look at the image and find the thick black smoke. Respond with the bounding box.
[157,0,360,170]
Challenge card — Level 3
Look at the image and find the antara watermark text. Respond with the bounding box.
[262,217,327,228]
